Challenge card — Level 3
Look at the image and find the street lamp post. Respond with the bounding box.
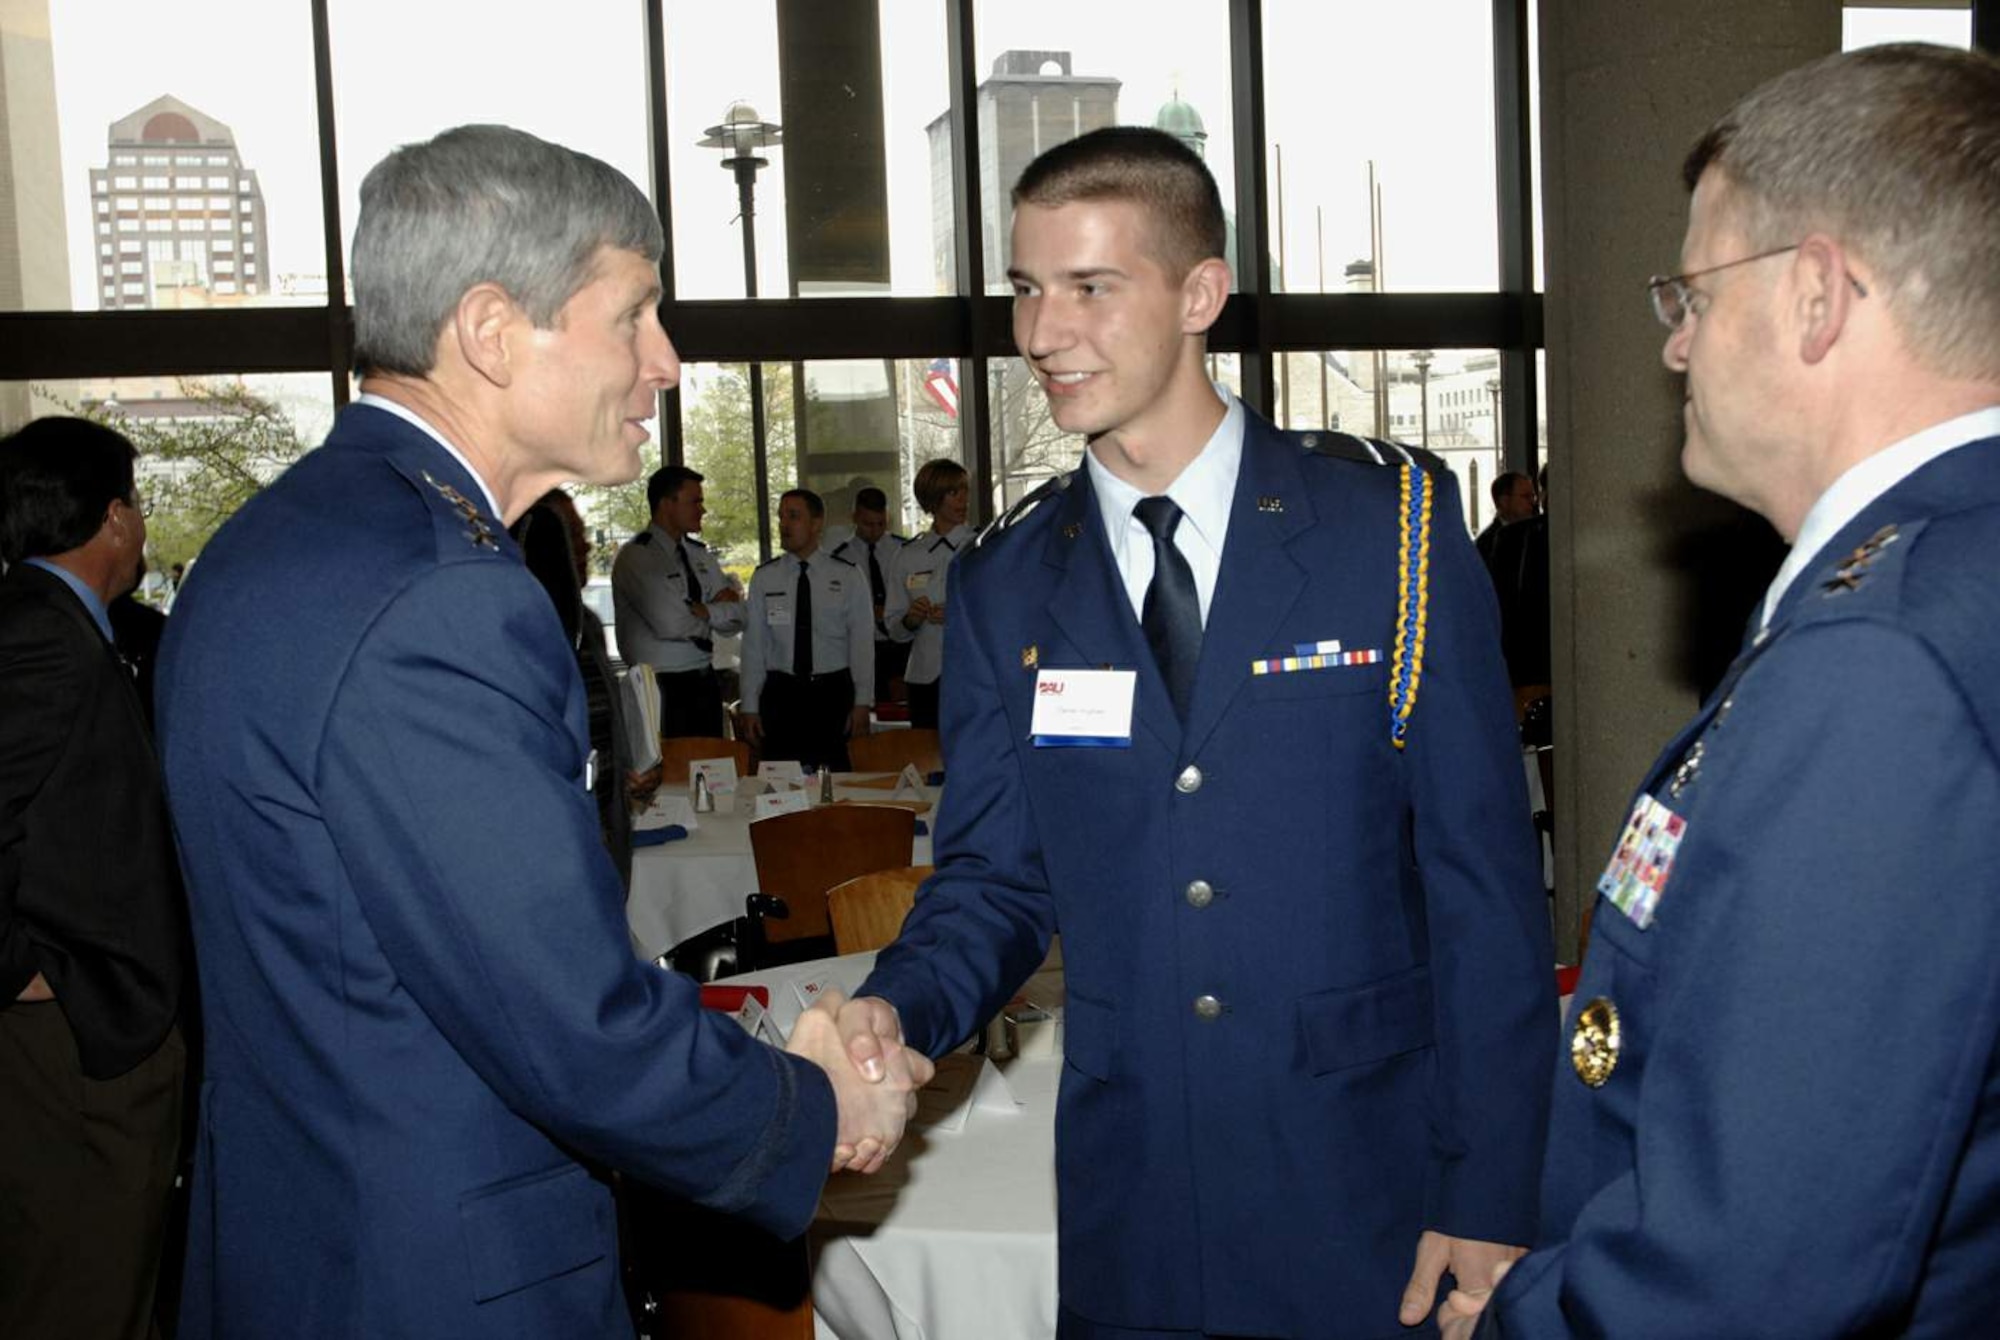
[700,101,783,562]
[1486,376,1503,461]
[1411,349,1433,449]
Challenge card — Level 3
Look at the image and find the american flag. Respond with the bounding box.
[922,357,959,418]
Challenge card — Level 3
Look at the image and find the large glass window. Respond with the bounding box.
[1262,0,1498,294]
[1843,5,1972,50]
[661,0,953,300]
[328,0,651,290]
[974,0,1236,296]
[32,1,321,312]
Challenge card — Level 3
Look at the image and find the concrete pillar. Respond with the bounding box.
[1538,1,1839,958]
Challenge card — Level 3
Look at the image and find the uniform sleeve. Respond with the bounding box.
[1402,475,1557,1247]
[883,543,916,645]
[703,553,747,636]
[847,567,875,706]
[738,573,768,714]
[857,563,1055,1052]
[317,560,834,1236]
[611,537,707,647]
[1486,622,2000,1338]
[0,604,79,999]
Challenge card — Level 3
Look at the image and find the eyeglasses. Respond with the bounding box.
[1647,244,1869,329]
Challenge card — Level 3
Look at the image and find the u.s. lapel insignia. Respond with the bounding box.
[1021,644,1039,669]
[1571,996,1621,1088]
[1257,495,1285,513]
[1667,740,1705,798]
[1062,522,1083,540]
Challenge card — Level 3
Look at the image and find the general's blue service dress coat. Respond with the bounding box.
[861,409,1555,1338]
[1483,434,2000,1337]
[157,405,834,1339]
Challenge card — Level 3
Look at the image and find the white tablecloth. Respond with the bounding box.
[716,952,1062,1340]
[624,779,937,959]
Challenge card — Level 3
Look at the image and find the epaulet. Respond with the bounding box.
[418,470,503,556]
[685,536,709,551]
[829,553,859,569]
[971,472,1073,551]
[631,530,653,545]
[1299,431,1451,482]
[754,554,783,570]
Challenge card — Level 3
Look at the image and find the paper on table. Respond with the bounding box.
[754,789,811,819]
[757,759,806,788]
[619,665,662,772]
[690,757,738,796]
[912,1052,1021,1133]
[892,763,925,799]
[636,792,699,833]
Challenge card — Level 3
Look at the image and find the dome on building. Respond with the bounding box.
[1153,95,1208,157]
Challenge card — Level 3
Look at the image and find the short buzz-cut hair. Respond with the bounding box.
[853,486,888,514]
[0,416,138,565]
[779,487,825,519]
[912,458,969,515]
[1012,126,1228,281]
[1682,43,2000,381]
[646,465,703,512]
[351,124,664,377]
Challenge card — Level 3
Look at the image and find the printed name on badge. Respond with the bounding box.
[1030,668,1136,748]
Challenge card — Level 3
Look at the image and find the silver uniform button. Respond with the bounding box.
[1175,765,1203,794]
[1193,994,1224,1021]
[1184,879,1214,909]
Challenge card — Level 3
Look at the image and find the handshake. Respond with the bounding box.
[785,990,933,1174]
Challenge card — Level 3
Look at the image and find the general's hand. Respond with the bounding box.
[848,706,871,739]
[14,972,52,1002]
[740,714,765,747]
[1400,1231,1525,1328]
[1437,1260,1514,1340]
[786,990,931,1174]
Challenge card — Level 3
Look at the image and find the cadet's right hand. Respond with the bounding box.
[786,989,932,1173]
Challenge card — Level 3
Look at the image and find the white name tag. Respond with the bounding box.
[753,789,812,819]
[1030,668,1136,748]
[765,601,792,627]
[905,571,932,592]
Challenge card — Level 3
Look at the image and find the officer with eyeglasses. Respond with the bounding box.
[1447,42,2000,1340]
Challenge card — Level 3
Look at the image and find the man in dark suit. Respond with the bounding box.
[156,125,926,1340]
[837,127,1554,1339]
[0,416,187,1340]
[1453,44,2000,1339]
[1474,470,1536,568]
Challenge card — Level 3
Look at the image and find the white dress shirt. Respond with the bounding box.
[1761,406,2000,628]
[1085,387,1243,627]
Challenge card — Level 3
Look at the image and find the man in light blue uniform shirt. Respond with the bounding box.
[612,464,744,737]
[739,488,874,771]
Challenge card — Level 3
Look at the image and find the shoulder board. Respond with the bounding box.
[755,555,783,570]
[829,554,858,569]
[631,530,653,545]
[971,472,1073,552]
[684,536,709,551]
[1300,431,1452,481]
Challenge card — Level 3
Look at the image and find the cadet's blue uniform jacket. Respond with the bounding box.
[860,409,1555,1338]
[157,405,834,1339]
[1483,435,2000,1337]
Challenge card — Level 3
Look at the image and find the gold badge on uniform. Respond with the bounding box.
[1571,996,1621,1088]
[1257,495,1285,513]
[1021,644,1039,669]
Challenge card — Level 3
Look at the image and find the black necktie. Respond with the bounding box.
[1135,496,1201,718]
[678,540,713,653]
[793,559,814,678]
[866,543,888,635]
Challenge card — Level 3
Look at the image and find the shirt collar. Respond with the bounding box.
[1086,385,1244,551]
[24,558,115,642]
[1762,405,2000,627]
[355,392,505,520]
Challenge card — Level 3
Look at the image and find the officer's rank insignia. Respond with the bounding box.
[1596,792,1684,930]
[422,471,498,550]
[1062,522,1083,540]
[1571,996,1621,1088]
[1257,495,1285,514]
[1667,740,1704,798]
[1021,644,1039,669]
[1821,523,1900,596]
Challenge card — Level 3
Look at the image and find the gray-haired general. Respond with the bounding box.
[1453,42,2000,1339]
[154,124,928,1339]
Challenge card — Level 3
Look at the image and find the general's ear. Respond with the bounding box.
[1181,256,1232,335]
[449,282,524,388]
[1793,235,1861,366]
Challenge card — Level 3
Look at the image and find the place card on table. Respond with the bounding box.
[892,763,925,799]
[753,788,811,819]
[912,1053,1021,1133]
[690,757,739,796]
[756,759,806,788]
[791,974,835,1013]
[636,792,699,833]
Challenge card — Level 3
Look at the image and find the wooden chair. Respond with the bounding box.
[847,727,942,778]
[827,865,932,955]
[656,735,751,786]
[747,804,917,957]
